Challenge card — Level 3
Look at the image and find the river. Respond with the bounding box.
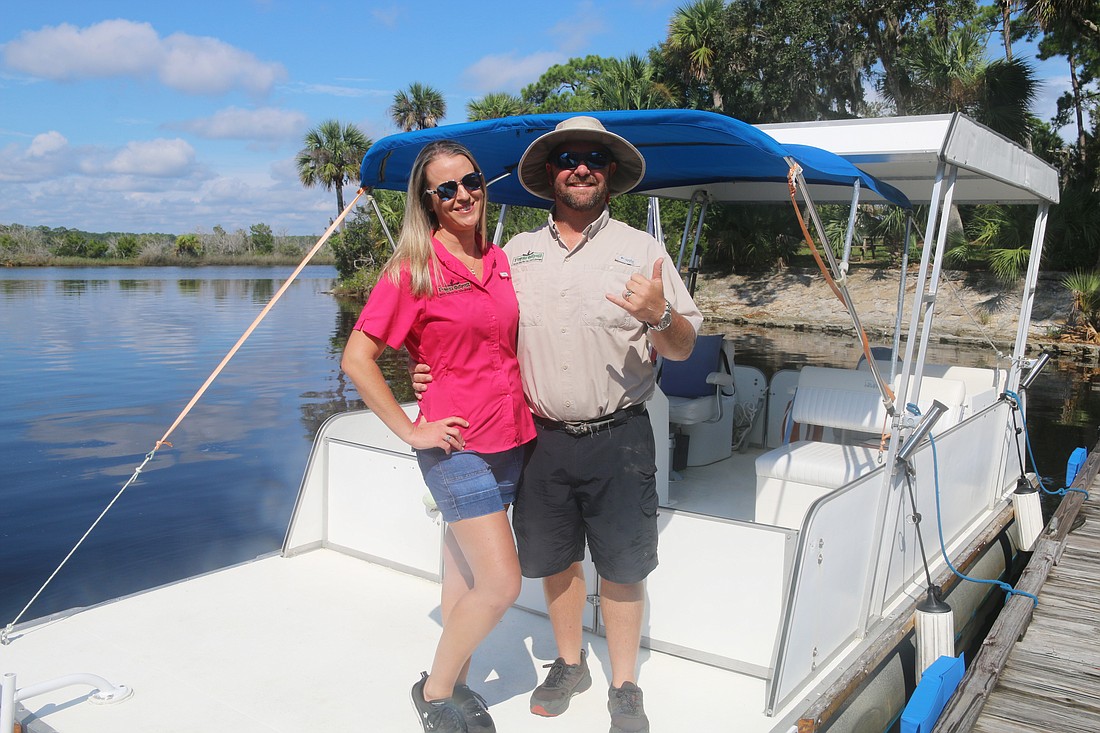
[1,266,1095,627]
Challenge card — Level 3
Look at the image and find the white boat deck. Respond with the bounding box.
[6,548,784,733]
[666,449,761,520]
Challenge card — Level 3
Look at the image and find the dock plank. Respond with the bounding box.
[934,440,1100,733]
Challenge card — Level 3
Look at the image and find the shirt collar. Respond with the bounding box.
[547,206,610,252]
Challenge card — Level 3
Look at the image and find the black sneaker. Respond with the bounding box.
[411,672,468,733]
[452,683,495,732]
[530,649,592,716]
[608,681,650,733]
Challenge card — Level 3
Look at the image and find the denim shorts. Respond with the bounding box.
[415,446,525,523]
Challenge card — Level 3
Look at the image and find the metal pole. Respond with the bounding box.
[2,673,14,733]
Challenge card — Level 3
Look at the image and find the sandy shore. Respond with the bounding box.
[692,266,1081,354]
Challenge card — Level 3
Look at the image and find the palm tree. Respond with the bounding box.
[589,54,676,111]
[466,92,530,121]
[667,0,728,109]
[391,83,446,131]
[1027,0,1099,36]
[896,26,1037,144]
[1062,269,1100,341]
[296,120,372,219]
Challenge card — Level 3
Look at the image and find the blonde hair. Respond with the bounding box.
[382,140,489,297]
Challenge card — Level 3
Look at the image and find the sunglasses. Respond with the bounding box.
[551,150,613,170]
[424,172,484,202]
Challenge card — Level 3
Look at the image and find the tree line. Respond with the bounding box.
[0,223,325,266]
[296,0,1097,295]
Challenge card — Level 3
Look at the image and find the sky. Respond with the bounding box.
[0,1,1077,237]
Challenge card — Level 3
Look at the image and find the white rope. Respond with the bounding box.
[938,273,1007,360]
[2,189,365,644]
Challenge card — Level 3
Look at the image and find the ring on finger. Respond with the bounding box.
[623,289,633,299]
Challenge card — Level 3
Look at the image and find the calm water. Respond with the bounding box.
[1,267,1096,626]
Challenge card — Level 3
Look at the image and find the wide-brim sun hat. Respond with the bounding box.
[517,116,646,201]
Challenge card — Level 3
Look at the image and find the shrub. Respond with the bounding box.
[175,233,203,257]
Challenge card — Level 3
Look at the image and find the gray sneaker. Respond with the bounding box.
[530,649,592,716]
[411,672,468,733]
[453,683,495,732]
[608,681,650,733]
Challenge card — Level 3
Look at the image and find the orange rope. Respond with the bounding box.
[153,188,364,451]
[787,171,845,303]
[3,189,366,640]
[786,168,895,409]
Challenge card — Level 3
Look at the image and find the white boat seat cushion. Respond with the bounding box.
[668,394,721,423]
[756,440,883,489]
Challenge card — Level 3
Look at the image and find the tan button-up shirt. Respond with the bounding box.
[504,208,703,422]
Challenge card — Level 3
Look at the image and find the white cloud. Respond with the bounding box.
[1,20,286,96]
[287,81,391,98]
[27,131,68,157]
[0,132,71,182]
[103,138,196,177]
[177,107,308,141]
[464,51,567,93]
[2,20,161,79]
[158,32,286,95]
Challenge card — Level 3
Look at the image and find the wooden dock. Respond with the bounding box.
[934,440,1100,732]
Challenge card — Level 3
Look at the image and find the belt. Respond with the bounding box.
[533,404,648,436]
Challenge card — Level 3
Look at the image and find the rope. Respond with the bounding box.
[928,424,1038,603]
[787,169,845,303]
[2,189,365,644]
[1005,389,1090,500]
[786,167,895,407]
[938,273,1006,360]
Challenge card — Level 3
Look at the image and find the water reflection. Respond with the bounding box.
[56,279,110,295]
[1,266,347,622]
[332,294,417,404]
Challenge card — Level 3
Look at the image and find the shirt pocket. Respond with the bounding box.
[580,262,640,330]
[510,262,546,328]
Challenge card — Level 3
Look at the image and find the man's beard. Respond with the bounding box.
[555,179,607,212]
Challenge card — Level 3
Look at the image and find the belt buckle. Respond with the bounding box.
[580,417,614,435]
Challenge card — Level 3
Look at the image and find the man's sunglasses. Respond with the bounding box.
[425,172,484,202]
[551,150,613,170]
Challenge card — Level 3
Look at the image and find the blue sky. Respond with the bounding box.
[0,2,1076,236]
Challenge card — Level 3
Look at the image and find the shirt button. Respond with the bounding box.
[562,364,569,371]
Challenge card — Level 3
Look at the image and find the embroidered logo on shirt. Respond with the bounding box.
[512,251,545,265]
[438,281,473,295]
[615,255,638,266]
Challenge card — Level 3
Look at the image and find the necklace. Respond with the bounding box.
[434,232,481,276]
[459,252,482,277]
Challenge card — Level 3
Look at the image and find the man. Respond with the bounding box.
[418,116,702,732]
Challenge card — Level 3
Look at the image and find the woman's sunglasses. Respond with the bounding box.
[551,150,613,170]
[425,172,484,202]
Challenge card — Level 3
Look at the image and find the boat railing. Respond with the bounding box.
[766,393,1017,713]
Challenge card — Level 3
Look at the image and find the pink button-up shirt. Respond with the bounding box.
[353,238,535,454]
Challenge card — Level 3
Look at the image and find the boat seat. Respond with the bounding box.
[755,367,967,529]
[660,334,736,467]
[755,440,884,527]
[757,440,883,489]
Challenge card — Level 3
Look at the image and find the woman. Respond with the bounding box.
[341,140,534,733]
